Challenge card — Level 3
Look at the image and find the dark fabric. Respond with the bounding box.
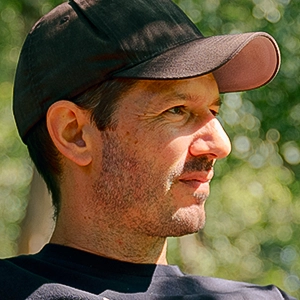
[0,244,296,299]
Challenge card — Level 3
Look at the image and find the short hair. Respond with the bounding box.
[26,78,137,218]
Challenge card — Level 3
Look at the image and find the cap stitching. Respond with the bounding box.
[79,0,202,65]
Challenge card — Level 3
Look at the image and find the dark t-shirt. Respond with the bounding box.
[0,244,296,299]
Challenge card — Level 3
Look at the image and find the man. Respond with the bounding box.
[1,0,294,299]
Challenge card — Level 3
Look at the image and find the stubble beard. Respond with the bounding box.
[91,131,211,238]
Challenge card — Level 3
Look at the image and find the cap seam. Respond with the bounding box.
[73,0,126,54]
[111,35,204,76]
[111,34,239,77]
[79,0,202,66]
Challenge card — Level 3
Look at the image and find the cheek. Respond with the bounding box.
[142,124,191,152]
[120,124,192,173]
[161,135,191,162]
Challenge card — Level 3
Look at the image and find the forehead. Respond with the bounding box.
[121,73,220,108]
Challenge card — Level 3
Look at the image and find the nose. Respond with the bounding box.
[189,118,231,159]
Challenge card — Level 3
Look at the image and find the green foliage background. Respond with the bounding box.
[0,0,299,298]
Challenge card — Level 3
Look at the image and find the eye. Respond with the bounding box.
[210,108,219,116]
[167,106,186,115]
[209,101,221,116]
[163,105,189,122]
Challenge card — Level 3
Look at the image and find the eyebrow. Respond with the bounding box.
[168,92,222,107]
[142,81,222,108]
[211,97,222,106]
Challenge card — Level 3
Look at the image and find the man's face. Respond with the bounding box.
[91,73,231,238]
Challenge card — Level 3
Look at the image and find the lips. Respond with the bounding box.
[178,169,214,184]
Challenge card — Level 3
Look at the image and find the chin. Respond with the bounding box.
[172,221,206,237]
[158,209,206,237]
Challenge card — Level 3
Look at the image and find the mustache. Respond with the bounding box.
[182,156,213,173]
[167,156,214,188]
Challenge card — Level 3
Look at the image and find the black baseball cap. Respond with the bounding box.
[13,0,280,143]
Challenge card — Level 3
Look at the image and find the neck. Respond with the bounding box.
[50,212,168,265]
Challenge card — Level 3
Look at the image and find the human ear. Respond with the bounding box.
[46,100,92,166]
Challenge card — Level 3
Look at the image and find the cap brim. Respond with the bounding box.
[114,32,280,93]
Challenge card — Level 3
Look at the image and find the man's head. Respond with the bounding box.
[13,0,280,226]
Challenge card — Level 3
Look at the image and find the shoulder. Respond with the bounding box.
[149,265,296,299]
[190,275,295,299]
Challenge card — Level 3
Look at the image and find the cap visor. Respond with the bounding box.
[114,32,280,93]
